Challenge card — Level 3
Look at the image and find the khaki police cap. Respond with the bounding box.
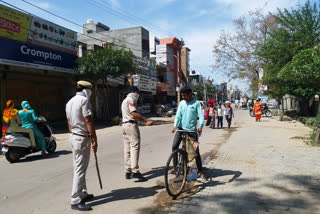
[77,80,93,89]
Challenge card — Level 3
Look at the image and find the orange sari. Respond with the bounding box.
[2,100,18,136]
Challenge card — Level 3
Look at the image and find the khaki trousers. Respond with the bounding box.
[9,126,36,147]
[122,123,140,173]
[70,134,91,205]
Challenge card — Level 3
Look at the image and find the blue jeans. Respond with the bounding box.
[217,116,223,128]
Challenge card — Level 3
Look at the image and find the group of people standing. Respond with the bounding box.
[65,83,209,211]
[205,100,234,129]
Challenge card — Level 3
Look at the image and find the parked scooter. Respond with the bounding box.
[157,104,174,117]
[249,106,254,117]
[1,117,56,163]
[262,105,272,117]
[249,105,272,117]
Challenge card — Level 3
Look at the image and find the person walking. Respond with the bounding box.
[216,104,224,128]
[66,81,97,211]
[171,87,207,181]
[121,86,153,182]
[224,101,234,128]
[254,98,263,122]
[206,99,216,129]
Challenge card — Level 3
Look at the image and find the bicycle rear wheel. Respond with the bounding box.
[164,149,188,198]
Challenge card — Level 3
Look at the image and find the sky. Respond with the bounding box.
[4,0,314,93]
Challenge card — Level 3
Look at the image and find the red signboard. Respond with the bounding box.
[0,17,20,33]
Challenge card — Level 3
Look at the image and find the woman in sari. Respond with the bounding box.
[2,100,36,147]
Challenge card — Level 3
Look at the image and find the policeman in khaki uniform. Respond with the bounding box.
[121,86,153,181]
[66,81,97,211]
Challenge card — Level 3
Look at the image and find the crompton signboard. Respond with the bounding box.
[27,16,77,54]
[0,4,31,42]
[0,37,77,73]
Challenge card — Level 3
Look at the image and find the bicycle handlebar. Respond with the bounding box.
[175,130,198,133]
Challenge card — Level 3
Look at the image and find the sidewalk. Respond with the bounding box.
[164,110,320,214]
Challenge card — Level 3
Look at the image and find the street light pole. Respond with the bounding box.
[177,49,181,104]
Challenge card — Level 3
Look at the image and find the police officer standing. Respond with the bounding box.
[121,86,153,182]
[66,81,97,211]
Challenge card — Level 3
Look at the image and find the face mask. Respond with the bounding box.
[130,93,140,102]
[83,89,92,98]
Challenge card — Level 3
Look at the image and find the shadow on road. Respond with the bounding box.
[17,150,72,163]
[145,173,320,214]
[181,168,242,198]
[143,166,166,180]
[189,174,320,214]
[207,168,242,182]
[87,186,164,207]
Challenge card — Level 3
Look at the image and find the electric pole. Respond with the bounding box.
[177,49,181,104]
[176,39,184,105]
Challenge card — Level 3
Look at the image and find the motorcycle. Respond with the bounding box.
[1,117,57,163]
[249,105,272,117]
[157,104,174,117]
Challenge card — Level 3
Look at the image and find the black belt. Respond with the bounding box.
[123,120,137,124]
[72,133,90,138]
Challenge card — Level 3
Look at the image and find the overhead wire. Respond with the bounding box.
[5,0,212,78]
[23,0,210,75]
[16,0,142,49]
[87,0,210,72]
[89,0,174,37]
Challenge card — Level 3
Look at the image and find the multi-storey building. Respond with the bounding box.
[78,20,156,117]
[79,19,150,58]
[156,37,184,97]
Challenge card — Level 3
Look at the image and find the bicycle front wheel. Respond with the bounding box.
[164,149,188,198]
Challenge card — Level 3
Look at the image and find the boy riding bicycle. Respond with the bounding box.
[171,87,208,181]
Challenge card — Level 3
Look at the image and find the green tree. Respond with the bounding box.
[279,46,320,99]
[213,9,276,95]
[76,45,138,120]
[192,84,216,100]
[192,84,204,100]
[258,0,320,115]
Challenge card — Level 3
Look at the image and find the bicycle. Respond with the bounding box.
[164,130,198,198]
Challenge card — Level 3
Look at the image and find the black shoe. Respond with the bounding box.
[71,202,92,211]
[131,172,148,181]
[81,194,94,203]
[125,172,132,179]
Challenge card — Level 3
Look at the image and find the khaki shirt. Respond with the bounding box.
[121,96,137,123]
[66,92,92,135]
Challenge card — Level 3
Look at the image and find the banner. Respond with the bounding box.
[0,4,32,42]
[0,37,77,73]
[27,16,77,54]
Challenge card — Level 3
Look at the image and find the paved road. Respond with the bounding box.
[165,109,320,214]
[1,109,319,214]
[0,115,223,214]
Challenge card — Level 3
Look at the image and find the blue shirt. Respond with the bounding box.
[174,99,204,131]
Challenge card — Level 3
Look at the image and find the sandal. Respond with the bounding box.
[168,169,175,174]
[197,172,209,182]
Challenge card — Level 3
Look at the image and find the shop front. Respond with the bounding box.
[131,57,157,114]
[0,4,77,121]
